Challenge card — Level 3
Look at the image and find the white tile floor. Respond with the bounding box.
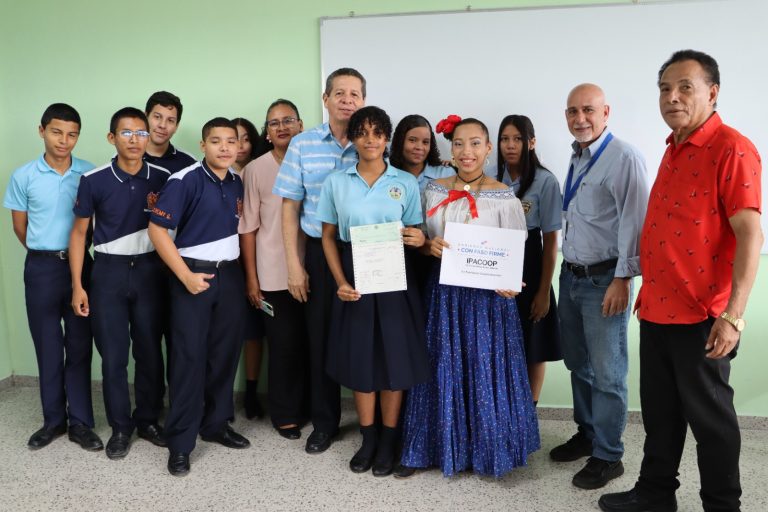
[1,385,766,512]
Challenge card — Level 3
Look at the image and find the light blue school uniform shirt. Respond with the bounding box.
[3,154,94,250]
[416,164,455,194]
[500,165,563,233]
[272,123,358,238]
[316,164,423,242]
[561,129,649,278]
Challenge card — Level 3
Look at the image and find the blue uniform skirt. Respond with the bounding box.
[325,242,429,393]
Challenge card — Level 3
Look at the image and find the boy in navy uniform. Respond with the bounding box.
[144,91,196,173]
[3,103,102,451]
[148,118,250,476]
[69,107,170,459]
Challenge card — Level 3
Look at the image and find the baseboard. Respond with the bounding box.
[0,375,12,391]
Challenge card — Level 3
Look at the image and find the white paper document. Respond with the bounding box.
[350,221,407,295]
[439,222,526,291]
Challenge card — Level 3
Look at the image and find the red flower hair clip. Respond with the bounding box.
[435,114,462,140]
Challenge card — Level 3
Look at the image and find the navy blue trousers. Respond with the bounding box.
[164,262,245,454]
[24,252,94,428]
[90,252,167,435]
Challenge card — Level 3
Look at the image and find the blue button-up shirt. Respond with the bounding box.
[562,129,649,278]
[3,154,94,250]
[505,166,563,233]
[272,123,358,238]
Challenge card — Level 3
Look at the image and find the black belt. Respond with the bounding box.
[182,257,238,270]
[28,249,68,260]
[564,258,617,278]
[95,252,159,263]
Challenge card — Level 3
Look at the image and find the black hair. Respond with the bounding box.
[145,91,184,122]
[658,49,720,87]
[450,118,490,142]
[348,106,392,159]
[40,103,81,129]
[496,115,548,198]
[262,99,301,152]
[324,67,367,98]
[390,115,442,170]
[231,117,265,162]
[109,107,148,134]
[202,117,237,140]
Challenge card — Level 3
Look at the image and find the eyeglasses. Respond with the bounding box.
[266,117,298,129]
[118,129,150,139]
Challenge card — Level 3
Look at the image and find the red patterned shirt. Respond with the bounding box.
[637,113,762,324]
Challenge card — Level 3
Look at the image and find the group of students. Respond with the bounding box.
[3,72,571,479]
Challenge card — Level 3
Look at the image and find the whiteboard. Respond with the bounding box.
[321,0,768,252]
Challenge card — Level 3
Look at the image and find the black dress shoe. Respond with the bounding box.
[167,452,190,476]
[349,452,374,473]
[201,425,250,449]
[137,424,167,447]
[28,424,67,449]
[573,457,624,489]
[68,425,104,451]
[550,431,593,462]
[392,464,417,479]
[599,488,678,512]
[105,432,132,460]
[372,455,394,477]
[276,426,301,440]
[305,430,336,454]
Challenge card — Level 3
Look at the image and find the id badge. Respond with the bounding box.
[259,300,275,317]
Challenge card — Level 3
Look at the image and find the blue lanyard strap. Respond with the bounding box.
[562,132,613,211]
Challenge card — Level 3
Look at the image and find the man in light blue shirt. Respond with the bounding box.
[3,103,102,451]
[550,84,649,490]
[272,68,365,454]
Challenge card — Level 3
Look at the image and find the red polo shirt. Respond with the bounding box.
[636,113,762,324]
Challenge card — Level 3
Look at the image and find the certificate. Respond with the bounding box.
[350,221,407,295]
[439,222,526,291]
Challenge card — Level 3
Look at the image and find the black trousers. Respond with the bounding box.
[164,262,245,454]
[638,319,741,512]
[304,237,341,433]
[90,253,166,434]
[261,289,310,428]
[24,252,94,428]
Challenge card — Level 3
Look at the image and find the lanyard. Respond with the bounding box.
[562,132,613,211]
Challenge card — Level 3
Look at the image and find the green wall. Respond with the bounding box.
[1,0,766,414]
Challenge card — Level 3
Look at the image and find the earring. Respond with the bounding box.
[450,157,457,168]
[485,157,490,168]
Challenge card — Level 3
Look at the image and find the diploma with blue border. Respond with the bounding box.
[350,221,407,295]
[439,222,526,291]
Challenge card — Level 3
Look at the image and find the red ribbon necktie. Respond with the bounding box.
[426,189,479,219]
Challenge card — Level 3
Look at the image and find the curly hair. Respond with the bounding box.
[348,106,392,142]
[390,115,442,170]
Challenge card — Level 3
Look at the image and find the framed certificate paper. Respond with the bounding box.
[439,222,526,291]
[350,221,407,295]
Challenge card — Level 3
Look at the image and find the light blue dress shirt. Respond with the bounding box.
[316,164,422,242]
[3,154,94,250]
[503,166,563,233]
[561,129,649,278]
[272,123,358,238]
[416,164,455,194]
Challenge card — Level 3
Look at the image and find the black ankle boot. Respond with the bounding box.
[372,426,397,477]
[349,424,378,473]
[244,380,264,419]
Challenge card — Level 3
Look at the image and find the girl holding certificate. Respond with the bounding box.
[496,115,564,406]
[316,106,429,477]
[399,117,540,478]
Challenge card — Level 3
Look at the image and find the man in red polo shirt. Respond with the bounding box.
[599,50,763,512]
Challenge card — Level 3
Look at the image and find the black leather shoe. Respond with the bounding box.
[349,451,374,473]
[167,452,190,476]
[372,454,395,477]
[27,424,67,449]
[393,464,417,479]
[550,431,593,462]
[137,424,167,447]
[105,432,132,460]
[305,430,336,454]
[276,426,301,440]
[573,457,624,489]
[599,488,677,512]
[201,425,250,449]
[68,425,104,451]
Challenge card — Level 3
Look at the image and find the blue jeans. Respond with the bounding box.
[558,264,631,462]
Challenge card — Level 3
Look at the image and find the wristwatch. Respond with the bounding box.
[719,311,746,332]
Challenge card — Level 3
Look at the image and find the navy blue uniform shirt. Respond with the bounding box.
[144,143,196,174]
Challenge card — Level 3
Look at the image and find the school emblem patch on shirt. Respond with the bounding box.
[236,197,243,218]
[146,192,159,212]
[388,186,402,200]
[521,199,532,215]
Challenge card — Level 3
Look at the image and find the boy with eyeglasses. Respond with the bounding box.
[69,107,170,459]
[3,103,101,451]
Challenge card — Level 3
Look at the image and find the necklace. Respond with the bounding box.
[456,171,485,191]
[445,174,486,224]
